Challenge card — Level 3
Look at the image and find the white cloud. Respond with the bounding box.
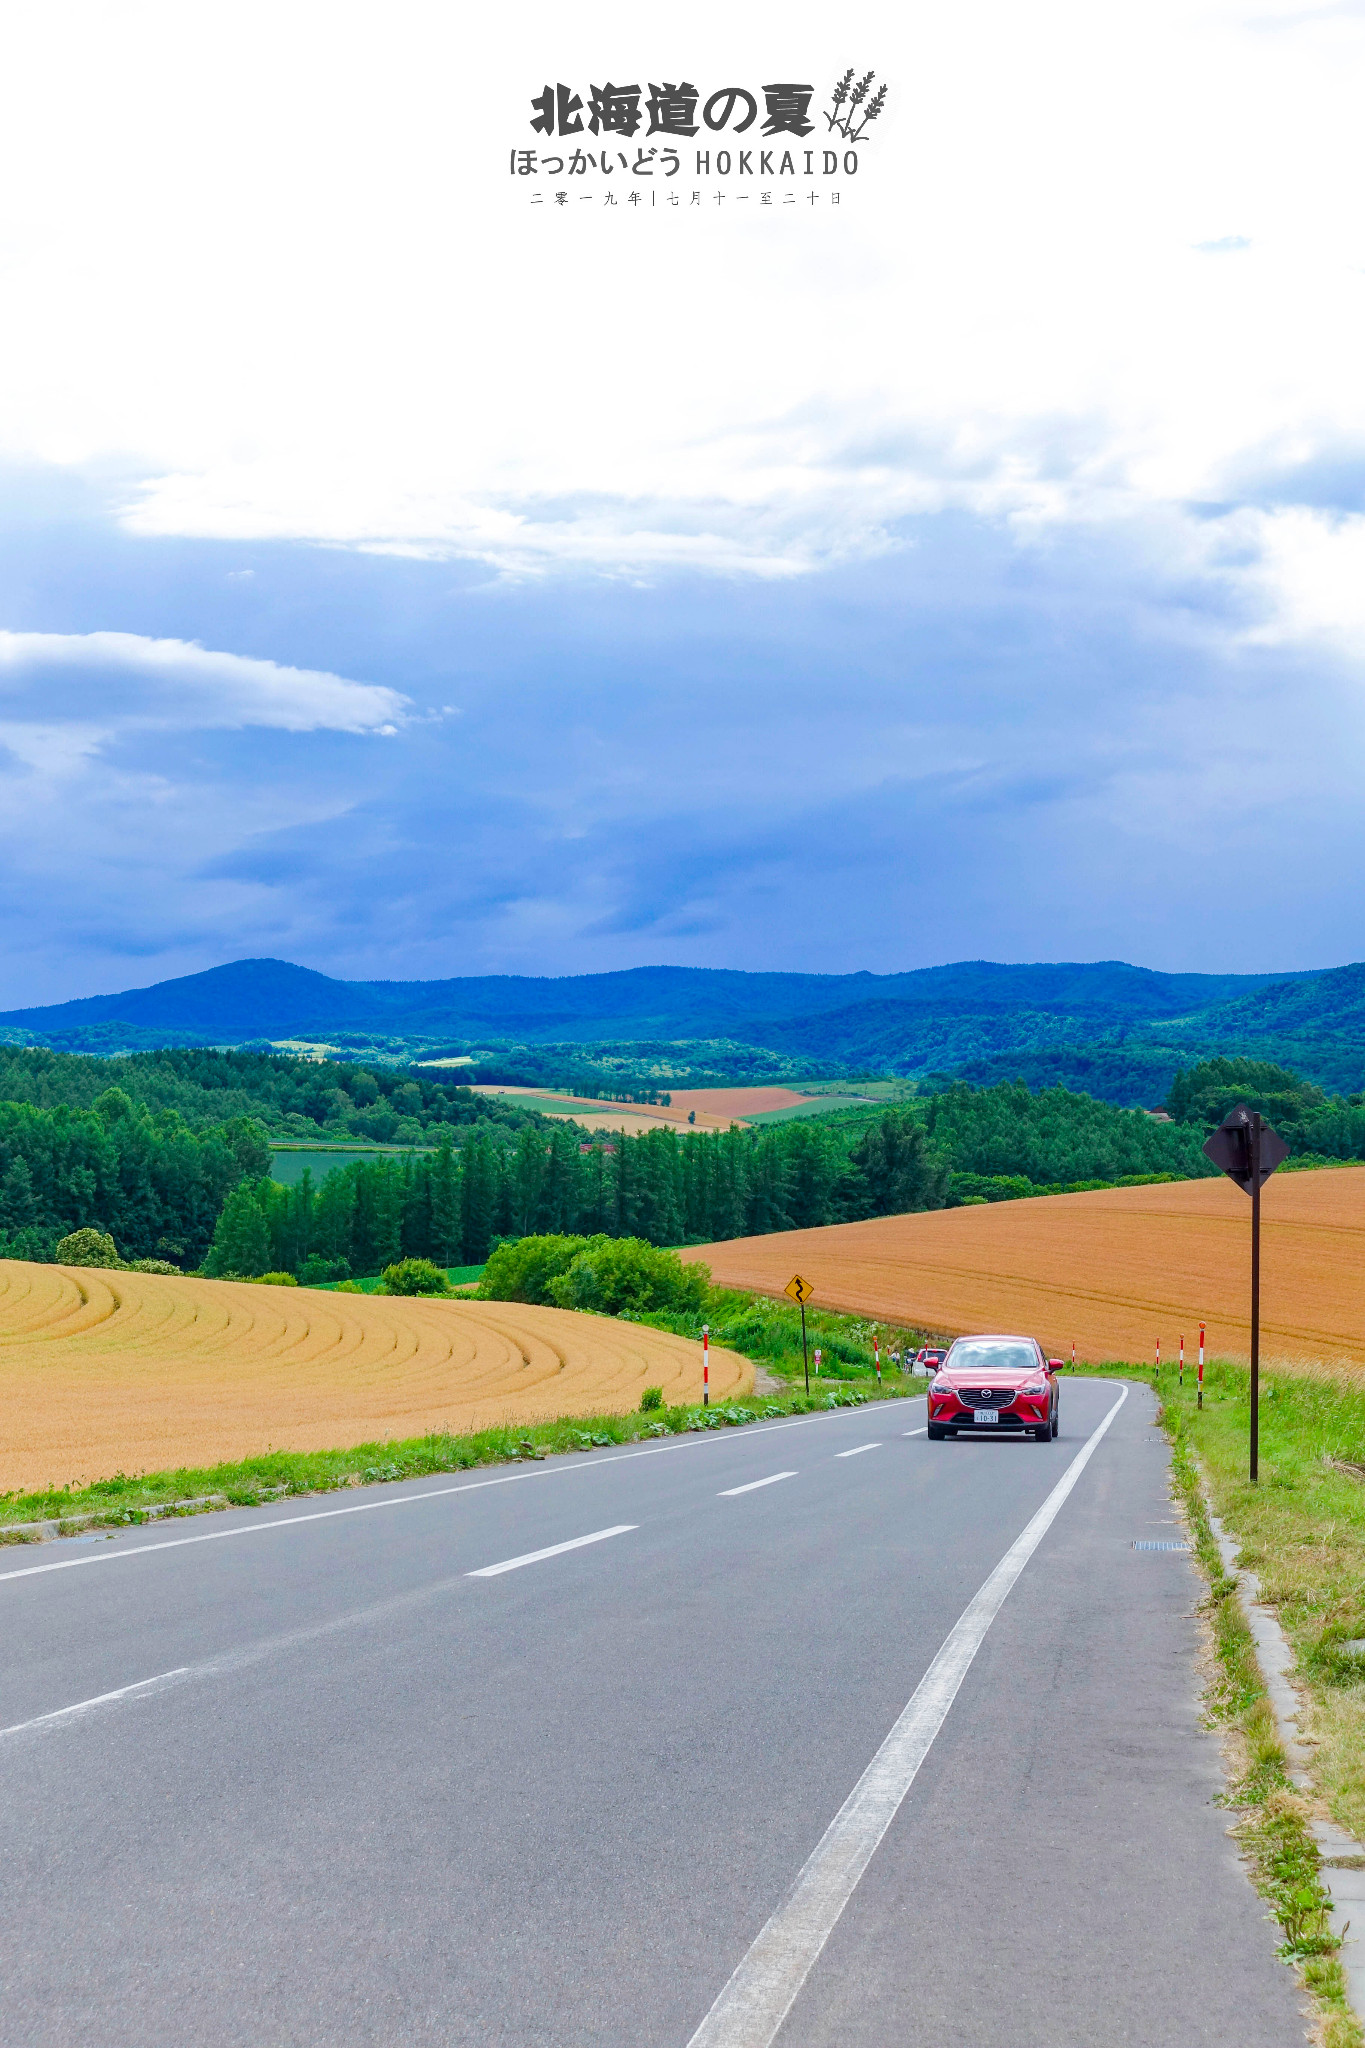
[1234,507,1365,653]
[0,0,1356,600]
[0,631,407,734]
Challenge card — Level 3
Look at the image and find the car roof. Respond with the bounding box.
[947,1334,1041,1347]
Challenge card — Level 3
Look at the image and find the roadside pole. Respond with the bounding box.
[1179,1334,1184,1390]
[1155,1336,1160,1382]
[1198,1322,1205,1410]
[1203,1106,1287,1482]
[1070,1339,1075,1372]
[702,1323,710,1408]
[814,1346,821,1379]
[784,1275,815,1398]
[874,1337,881,1389]
[1250,1116,1262,1482]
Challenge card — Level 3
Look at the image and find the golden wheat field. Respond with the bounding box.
[683,1167,1365,1371]
[0,1262,751,1495]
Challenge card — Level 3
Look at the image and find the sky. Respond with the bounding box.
[0,0,1363,1004]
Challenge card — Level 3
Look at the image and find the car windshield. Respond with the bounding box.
[946,1341,1037,1373]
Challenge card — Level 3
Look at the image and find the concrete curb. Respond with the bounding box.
[0,1486,288,1544]
[1206,1501,1365,2024]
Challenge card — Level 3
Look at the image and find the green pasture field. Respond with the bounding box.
[269,1143,437,1185]
[316,1264,486,1293]
[743,1095,878,1124]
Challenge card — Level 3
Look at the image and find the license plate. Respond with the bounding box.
[973,1408,999,1425]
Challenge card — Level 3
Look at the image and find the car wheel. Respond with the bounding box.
[1033,1423,1052,1442]
[927,1425,948,1441]
[1051,1410,1060,1440]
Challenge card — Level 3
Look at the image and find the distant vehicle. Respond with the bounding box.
[912,1346,948,1376]
[927,1335,1061,1442]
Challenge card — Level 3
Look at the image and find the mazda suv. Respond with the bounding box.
[927,1335,1061,1442]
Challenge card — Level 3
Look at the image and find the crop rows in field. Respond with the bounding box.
[0,1262,750,1495]
[682,1167,1365,1370]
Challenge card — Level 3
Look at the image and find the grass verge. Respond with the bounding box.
[1073,1356,1365,2045]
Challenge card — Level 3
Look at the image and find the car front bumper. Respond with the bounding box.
[931,1403,1050,1431]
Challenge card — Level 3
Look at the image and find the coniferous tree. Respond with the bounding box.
[204,1180,272,1276]
[460,1134,498,1264]
[429,1135,461,1264]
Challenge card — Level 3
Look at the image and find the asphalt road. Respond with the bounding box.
[0,1380,1305,2046]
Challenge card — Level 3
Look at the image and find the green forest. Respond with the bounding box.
[2,1046,1363,1280]
[0,1090,271,1266]
[199,1078,1214,1279]
[201,1109,951,1279]
[0,1044,542,1143]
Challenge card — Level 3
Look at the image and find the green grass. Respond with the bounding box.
[743,1096,878,1124]
[0,1379,909,1538]
[1155,1359,1365,1844]
[623,1286,936,1381]
[1067,1354,1365,2044]
[316,1263,486,1293]
[269,1144,437,1185]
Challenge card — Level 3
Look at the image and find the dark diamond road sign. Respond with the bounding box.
[1202,1103,1289,1194]
[1201,1103,1288,1485]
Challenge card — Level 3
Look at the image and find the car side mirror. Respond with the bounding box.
[1048,1359,1064,1372]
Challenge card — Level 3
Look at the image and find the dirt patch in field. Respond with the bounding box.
[681,1168,1365,1369]
[664,1087,819,1121]
[472,1086,736,1132]
[0,1264,751,1494]
[471,1083,838,1131]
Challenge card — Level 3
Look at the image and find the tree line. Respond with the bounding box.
[9,1060,1349,1284]
[0,1089,271,1266]
[0,1043,542,1144]
[1165,1057,1365,1157]
[920,1079,1217,1184]
[203,1111,950,1278]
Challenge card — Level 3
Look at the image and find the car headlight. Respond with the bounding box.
[930,1375,953,1395]
[1019,1377,1048,1396]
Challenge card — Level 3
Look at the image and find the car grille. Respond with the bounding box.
[965,1388,1007,1404]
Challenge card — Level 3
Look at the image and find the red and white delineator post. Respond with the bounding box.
[1155,1336,1161,1378]
[702,1323,710,1407]
[1198,1321,1205,1410]
[814,1347,822,1378]
[874,1337,881,1387]
[1180,1333,1185,1389]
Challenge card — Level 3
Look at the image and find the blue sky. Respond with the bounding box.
[0,1,1363,1004]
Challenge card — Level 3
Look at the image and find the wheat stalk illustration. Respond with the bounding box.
[826,68,854,133]
[846,80,887,143]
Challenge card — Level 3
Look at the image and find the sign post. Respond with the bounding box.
[814,1346,822,1378]
[1202,1107,1289,1481]
[785,1274,815,1395]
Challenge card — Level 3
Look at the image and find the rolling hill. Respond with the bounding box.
[681,1167,1365,1371]
[1,954,1361,1102]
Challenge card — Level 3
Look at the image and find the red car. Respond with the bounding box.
[927,1334,1062,1442]
[912,1346,948,1377]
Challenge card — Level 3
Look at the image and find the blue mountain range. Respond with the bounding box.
[3,955,1362,1101]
